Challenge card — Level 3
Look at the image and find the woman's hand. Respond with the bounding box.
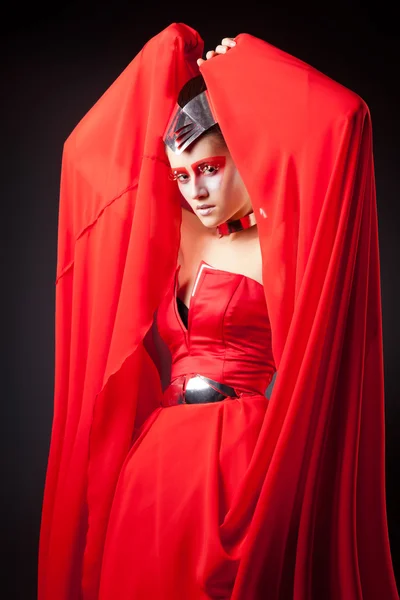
[197,37,236,67]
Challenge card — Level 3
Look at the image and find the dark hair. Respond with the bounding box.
[177,74,226,146]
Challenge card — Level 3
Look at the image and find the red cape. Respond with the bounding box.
[39,22,398,599]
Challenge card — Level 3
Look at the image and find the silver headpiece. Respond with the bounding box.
[163,90,217,155]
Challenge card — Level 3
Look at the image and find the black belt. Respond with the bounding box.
[162,374,240,406]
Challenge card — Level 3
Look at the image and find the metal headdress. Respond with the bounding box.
[163,90,217,155]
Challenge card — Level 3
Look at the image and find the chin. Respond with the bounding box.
[198,215,221,227]
[194,209,221,226]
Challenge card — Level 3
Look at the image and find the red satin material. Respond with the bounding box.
[160,261,275,396]
[38,22,398,600]
[99,393,270,599]
[95,261,274,597]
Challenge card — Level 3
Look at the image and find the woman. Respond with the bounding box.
[39,23,398,600]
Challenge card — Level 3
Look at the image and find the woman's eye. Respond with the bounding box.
[177,174,189,183]
[169,172,189,183]
[200,164,220,175]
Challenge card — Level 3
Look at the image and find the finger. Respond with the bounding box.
[197,58,205,66]
[215,44,228,54]
[221,37,236,47]
[206,50,217,60]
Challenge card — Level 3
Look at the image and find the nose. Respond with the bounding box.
[190,178,208,200]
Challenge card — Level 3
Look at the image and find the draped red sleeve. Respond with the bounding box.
[38,22,398,600]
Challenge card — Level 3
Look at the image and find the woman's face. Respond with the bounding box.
[166,134,251,228]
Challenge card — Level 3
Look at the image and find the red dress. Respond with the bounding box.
[98,260,276,598]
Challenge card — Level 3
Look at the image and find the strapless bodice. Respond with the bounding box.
[156,260,276,395]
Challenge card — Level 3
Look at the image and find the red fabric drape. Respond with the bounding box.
[39,22,398,599]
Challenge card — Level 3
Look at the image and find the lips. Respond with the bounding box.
[197,204,215,210]
[197,206,216,217]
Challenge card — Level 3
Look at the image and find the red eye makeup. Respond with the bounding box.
[190,155,226,172]
[168,167,189,181]
[168,156,226,181]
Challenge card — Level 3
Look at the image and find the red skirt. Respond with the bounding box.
[98,391,269,599]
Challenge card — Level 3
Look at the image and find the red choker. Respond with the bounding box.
[216,211,257,238]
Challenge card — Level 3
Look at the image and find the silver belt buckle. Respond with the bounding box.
[183,374,234,404]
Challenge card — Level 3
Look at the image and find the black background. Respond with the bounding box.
[2,2,399,598]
